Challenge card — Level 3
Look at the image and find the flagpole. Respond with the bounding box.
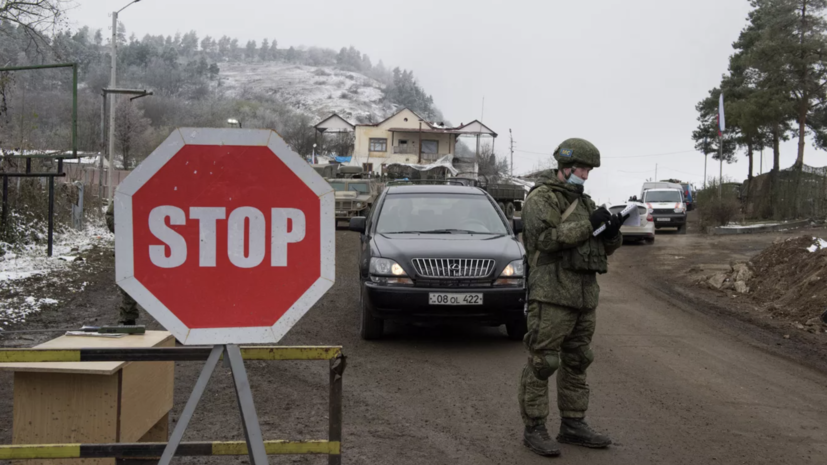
[703,136,708,190]
[718,92,725,199]
[718,134,723,199]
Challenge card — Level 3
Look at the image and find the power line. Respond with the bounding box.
[604,149,697,159]
[513,148,697,159]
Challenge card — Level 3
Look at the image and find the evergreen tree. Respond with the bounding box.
[259,38,269,61]
[245,40,257,61]
[742,0,827,169]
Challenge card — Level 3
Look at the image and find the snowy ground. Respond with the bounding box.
[807,236,827,253]
[219,62,397,122]
[0,224,112,330]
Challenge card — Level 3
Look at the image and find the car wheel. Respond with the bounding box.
[360,286,383,340]
[678,224,687,235]
[505,317,527,341]
[645,236,655,244]
[505,202,516,220]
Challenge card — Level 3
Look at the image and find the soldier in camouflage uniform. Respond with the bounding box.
[518,138,626,457]
[106,201,139,325]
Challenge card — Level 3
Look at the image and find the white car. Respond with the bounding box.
[642,188,687,234]
[610,202,655,243]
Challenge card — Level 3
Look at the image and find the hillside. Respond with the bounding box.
[220,62,397,123]
[0,22,442,164]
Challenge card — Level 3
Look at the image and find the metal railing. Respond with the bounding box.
[0,345,346,465]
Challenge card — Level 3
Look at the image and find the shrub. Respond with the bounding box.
[696,177,743,229]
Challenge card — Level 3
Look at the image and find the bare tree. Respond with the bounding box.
[0,1,69,43]
[477,143,509,179]
[114,99,150,169]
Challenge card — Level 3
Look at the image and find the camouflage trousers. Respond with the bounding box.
[119,287,139,324]
[518,301,596,426]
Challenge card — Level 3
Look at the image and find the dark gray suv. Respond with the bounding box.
[349,184,527,340]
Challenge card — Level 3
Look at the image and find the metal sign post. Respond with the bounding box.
[159,345,267,465]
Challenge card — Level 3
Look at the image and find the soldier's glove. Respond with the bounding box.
[589,207,612,232]
[603,213,625,238]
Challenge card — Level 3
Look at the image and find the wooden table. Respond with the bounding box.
[0,331,175,465]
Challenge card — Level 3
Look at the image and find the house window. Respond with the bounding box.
[421,140,438,154]
[369,138,387,152]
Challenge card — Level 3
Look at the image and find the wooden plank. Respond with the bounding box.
[118,337,174,443]
[0,332,173,375]
[137,413,169,443]
[12,371,119,465]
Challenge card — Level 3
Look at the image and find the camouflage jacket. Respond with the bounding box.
[106,201,115,234]
[522,170,622,310]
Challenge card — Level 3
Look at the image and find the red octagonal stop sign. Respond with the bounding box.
[114,128,335,345]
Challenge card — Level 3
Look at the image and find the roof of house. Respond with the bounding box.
[313,113,355,132]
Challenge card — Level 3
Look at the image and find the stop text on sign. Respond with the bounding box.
[148,206,306,269]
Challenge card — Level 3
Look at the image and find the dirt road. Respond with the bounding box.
[3,229,827,464]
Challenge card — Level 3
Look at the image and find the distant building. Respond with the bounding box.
[315,108,497,177]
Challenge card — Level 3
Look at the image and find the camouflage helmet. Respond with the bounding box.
[553,138,601,168]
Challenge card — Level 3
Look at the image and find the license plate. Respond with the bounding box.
[656,218,671,222]
[428,293,483,305]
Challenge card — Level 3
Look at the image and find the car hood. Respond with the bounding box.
[372,233,524,275]
[335,192,371,202]
[648,201,683,209]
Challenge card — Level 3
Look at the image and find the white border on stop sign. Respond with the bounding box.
[114,128,335,345]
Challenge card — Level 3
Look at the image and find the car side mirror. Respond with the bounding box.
[512,217,523,235]
[349,216,367,233]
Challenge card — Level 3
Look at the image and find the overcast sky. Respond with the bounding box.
[67,0,826,204]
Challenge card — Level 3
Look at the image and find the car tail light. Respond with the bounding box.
[647,213,653,222]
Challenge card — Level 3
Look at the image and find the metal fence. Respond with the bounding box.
[743,165,827,220]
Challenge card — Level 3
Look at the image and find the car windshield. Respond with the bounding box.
[348,183,370,193]
[644,190,682,203]
[330,182,369,193]
[376,193,508,234]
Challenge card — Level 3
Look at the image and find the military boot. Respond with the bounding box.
[523,424,561,457]
[557,418,612,448]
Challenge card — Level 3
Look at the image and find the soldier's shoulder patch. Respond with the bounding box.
[559,148,573,157]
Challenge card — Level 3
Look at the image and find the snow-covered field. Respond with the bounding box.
[0,224,112,330]
[219,62,397,122]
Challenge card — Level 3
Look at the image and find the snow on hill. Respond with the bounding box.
[219,62,398,123]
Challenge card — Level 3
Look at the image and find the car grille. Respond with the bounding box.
[652,208,675,215]
[336,200,354,210]
[415,278,493,288]
[412,258,495,278]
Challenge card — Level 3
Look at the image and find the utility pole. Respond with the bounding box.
[107,11,117,201]
[481,96,485,121]
[107,0,144,201]
[509,129,514,176]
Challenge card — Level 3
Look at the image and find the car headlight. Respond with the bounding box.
[499,259,525,277]
[355,202,364,209]
[674,206,685,213]
[370,257,407,276]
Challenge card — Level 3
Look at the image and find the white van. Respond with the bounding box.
[640,182,684,201]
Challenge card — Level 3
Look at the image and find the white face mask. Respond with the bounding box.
[566,171,586,185]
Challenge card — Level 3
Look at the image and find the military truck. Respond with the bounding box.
[331,179,382,224]
[461,176,527,219]
[312,164,338,179]
[485,182,526,219]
